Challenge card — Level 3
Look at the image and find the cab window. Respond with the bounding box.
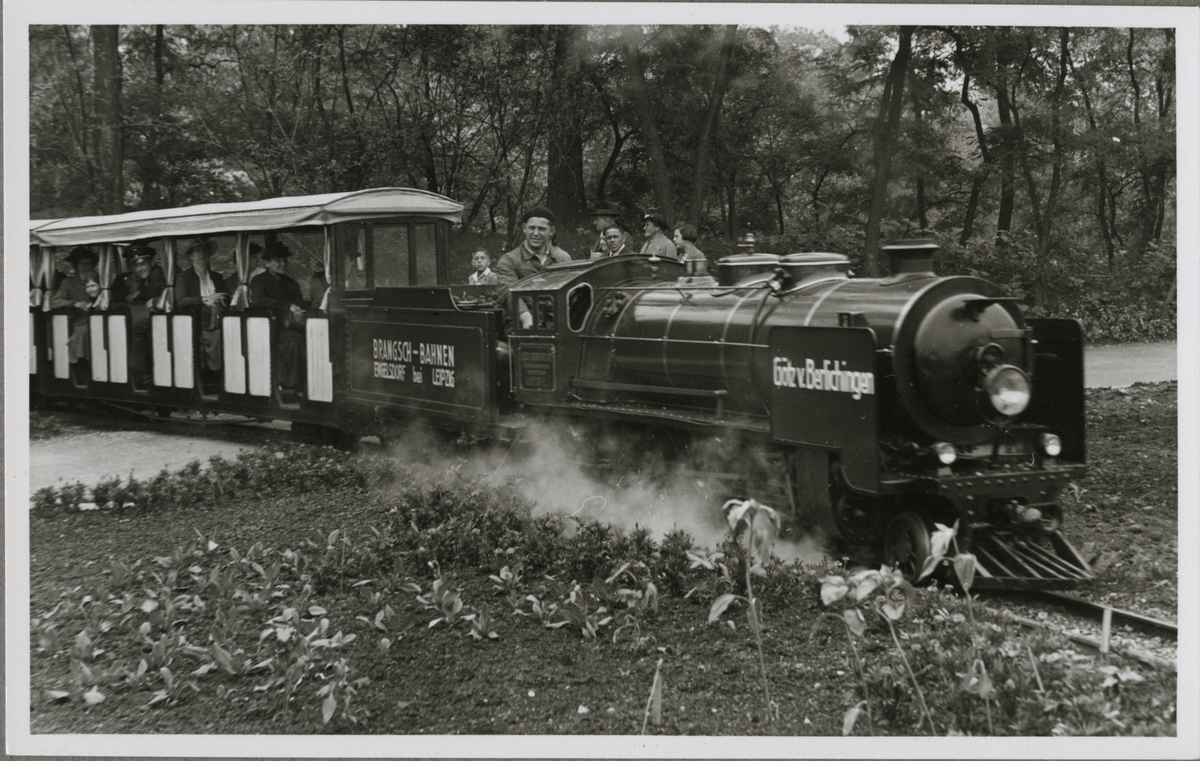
[374,225,411,287]
[536,295,556,331]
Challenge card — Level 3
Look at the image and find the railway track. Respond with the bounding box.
[987,589,1177,672]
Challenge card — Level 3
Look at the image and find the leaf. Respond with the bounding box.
[953,553,978,593]
[723,499,752,531]
[649,660,663,726]
[322,693,337,724]
[746,601,761,635]
[708,593,738,623]
[843,701,866,735]
[819,576,849,606]
[46,690,71,702]
[927,522,957,569]
[976,664,996,699]
[83,687,106,705]
[1118,668,1145,683]
[308,606,327,617]
[843,608,867,637]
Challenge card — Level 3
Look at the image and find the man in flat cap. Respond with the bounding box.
[495,206,572,329]
[588,200,628,257]
[640,212,678,261]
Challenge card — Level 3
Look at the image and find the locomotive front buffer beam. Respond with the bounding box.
[929,465,1094,590]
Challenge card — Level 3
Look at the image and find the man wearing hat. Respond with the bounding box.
[50,246,103,367]
[250,241,309,394]
[112,245,166,385]
[589,201,627,256]
[495,206,572,329]
[640,212,678,261]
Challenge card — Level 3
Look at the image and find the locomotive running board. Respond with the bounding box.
[970,530,1094,590]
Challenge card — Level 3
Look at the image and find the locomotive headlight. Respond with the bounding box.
[932,442,957,465]
[1039,433,1063,457]
[982,365,1031,417]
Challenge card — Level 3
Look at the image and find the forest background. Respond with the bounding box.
[29,24,1176,342]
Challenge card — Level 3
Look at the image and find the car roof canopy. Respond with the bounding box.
[31,188,463,247]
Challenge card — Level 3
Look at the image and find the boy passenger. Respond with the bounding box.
[468,249,498,285]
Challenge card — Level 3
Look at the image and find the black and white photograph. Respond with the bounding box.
[6,1,1197,757]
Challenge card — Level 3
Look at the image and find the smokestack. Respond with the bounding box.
[881,238,938,277]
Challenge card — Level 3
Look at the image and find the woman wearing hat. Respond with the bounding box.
[50,246,102,366]
[250,241,309,395]
[639,212,678,261]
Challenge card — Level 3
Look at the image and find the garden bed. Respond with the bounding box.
[27,383,1178,736]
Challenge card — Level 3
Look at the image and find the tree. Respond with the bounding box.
[862,26,915,277]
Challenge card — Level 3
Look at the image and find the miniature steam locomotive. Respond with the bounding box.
[30,188,1092,589]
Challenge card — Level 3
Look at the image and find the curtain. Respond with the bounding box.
[320,227,332,311]
[94,244,116,310]
[38,247,55,312]
[155,238,176,312]
[231,232,252,310]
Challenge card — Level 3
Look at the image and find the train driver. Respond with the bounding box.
[250,241,309,397]
[494,206,571,329]
[50,246,102,370]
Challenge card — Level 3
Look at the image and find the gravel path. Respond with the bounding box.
[1085,340,1176,388]
[29,429,252,494]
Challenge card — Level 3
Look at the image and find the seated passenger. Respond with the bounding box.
[250,242,308,396]
[120,246,166,386]
[308,268,330,311]
[673,222,706,264]
[50,246,102,370]
[591,225,628,259]
[467,249,498,285]
[175,240,231,381]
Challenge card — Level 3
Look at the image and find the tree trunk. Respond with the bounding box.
[956,63,991,244]
[686,25,738,227]
[959,175,984,245]
[624,41,674,222]
[995,85,1015,237]
[863,26,915,277]
[90,25,123,215]
[1068,46,1117,271]
[547,26,588,232]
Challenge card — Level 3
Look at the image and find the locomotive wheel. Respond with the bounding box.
[882,511,931,582]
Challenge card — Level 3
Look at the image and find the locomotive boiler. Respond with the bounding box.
[505,239,1091,588]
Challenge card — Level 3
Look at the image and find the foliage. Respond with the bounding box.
[29,24,1175,337]
[30,445,365,516]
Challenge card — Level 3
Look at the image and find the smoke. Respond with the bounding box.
[372,417,830,563]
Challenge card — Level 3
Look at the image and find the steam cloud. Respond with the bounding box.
[373,418,829,564]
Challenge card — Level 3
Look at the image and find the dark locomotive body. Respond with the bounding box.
[30,190,1091,589]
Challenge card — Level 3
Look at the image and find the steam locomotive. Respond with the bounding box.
[29,188,1091,589]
